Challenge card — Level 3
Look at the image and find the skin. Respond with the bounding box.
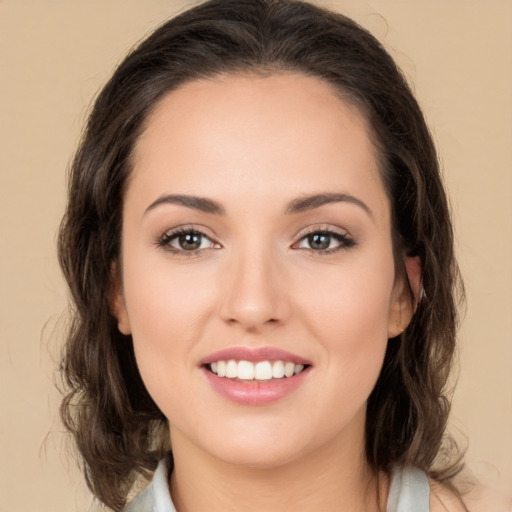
[113,73,420,511]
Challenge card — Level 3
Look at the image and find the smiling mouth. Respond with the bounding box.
[206,360,310,381]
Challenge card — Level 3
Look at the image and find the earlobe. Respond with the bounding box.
[108,262,131,335]
[387,255,422,338]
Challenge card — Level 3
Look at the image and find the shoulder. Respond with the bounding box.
[429,479,467,512]
[429,477,512,512]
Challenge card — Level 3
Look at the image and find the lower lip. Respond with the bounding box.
[203,367,310,405]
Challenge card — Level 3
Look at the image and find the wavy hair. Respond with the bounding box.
[58,0,464,509]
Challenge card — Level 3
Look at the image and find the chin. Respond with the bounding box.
[194,419,323,470]
[210,442,304,470]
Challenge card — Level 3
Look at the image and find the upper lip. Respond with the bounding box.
[200,346,312,366]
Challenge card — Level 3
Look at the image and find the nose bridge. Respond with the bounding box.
[220,239,288,330]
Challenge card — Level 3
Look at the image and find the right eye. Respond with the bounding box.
[157,228,219,254]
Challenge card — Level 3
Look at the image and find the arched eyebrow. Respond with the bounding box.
[144,192,372,218]
[285,193,373,218]
[145,194,225,215]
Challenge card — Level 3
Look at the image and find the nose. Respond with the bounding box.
[219,246,290,332]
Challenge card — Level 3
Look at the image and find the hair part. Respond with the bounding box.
[58,0,464,508]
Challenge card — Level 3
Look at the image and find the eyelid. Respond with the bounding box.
[292,224,351,241]
[155,224,222,254]
[291,225,356,253]
[154,223,355,256]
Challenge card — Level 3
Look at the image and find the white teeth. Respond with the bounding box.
[237,360,255,380]
[208,359,306,381]
[226,359,238,378]
[284,361,295,378]
[255,361,273,380]
[272,360,285,378]
[217,360,226,377]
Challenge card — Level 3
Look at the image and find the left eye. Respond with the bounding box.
[162,230,217,251]
[295,231,351,251]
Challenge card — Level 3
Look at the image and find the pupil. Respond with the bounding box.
[179,233,201,250]
[309,233,330,250]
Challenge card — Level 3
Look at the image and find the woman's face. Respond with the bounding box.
[114,73,412,468]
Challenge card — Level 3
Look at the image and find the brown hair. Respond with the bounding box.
[58,0,464,509]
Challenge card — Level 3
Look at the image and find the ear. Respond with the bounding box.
[108,262,131,335]
[387,255,422,338]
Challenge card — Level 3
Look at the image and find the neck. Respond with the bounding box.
[169,418,388,512]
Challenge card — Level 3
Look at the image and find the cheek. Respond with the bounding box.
[292,252,395,392]
[123,249,217,336]
[120,251,220,405]
[295,254,395,343]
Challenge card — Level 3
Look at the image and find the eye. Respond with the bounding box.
[294,229,355,253]
[157,228,219,253]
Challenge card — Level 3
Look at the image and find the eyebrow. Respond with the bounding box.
[285,193,373,217]
[144,192,372,218]
[145,194,226,215]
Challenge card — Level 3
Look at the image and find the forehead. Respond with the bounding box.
[129,72,388,220]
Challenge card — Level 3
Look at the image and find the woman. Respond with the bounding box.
[58,0,473,510]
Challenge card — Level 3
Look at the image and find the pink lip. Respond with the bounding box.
[200,346,312,406]
[203,366,311,406]
[200,346,311,366]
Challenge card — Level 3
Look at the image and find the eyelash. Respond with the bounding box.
[155,226,356,256]
[292,227,356,254]
[155,227,219,257]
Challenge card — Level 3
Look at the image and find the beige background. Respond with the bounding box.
[1,1,511,510]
